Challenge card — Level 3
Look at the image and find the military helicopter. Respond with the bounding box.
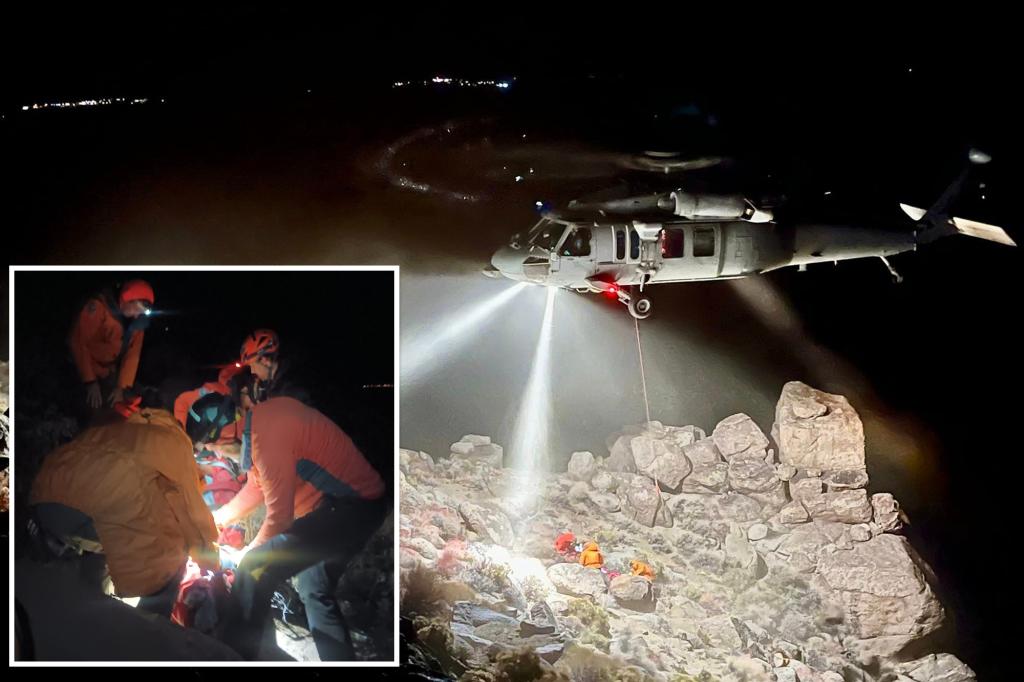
[483,149,1015,319]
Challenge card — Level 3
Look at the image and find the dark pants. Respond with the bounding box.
[137,563,187,618]
[225,495,387,661]
[30,502,183,619]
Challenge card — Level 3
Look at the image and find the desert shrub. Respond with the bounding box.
[490,648,567,681]
[401,564,444,617]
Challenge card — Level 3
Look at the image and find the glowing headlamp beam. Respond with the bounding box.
[402,282,528,386]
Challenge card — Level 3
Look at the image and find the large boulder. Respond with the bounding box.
[772,382,865,471]
[608,574,655,611]
[817,534,944,640]
[619,474,673,527]
[680,462,729,494]
[631,436,692,491]
[606,433,638,473]
[801,489,873,524]
[894,653,976,682]
[683,438,723,465]
[712,414,771,459]
[607,426,696,491]
[665,424,706,449]
[727,453,785,509]
[450,435,504,468]
[458,502,514,547]
[568,451,598,482]
[546,563,607,599]
[790,477,824,500]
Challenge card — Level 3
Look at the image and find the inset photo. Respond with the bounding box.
[10,266,397,665]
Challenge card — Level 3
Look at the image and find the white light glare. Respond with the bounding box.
[402,282,527,386]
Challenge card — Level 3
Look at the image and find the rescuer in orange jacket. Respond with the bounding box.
[554,531,576,557]
[579,541,604,569]
[205,385,387,661]
[238,329,310,404]
[630,559,656,581]
[69,279,155,411]
[239,329,280,402]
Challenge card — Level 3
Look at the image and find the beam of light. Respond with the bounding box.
[508,287,557,510]
[402,281,527,388]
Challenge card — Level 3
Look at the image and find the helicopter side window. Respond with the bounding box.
[694,227,716,257]
[615,228,626,260]
[629,228,640,260]
[560,227,591,257]
[662,228,685,258]
[530,225,563,252]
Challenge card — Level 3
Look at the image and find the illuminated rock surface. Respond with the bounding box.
[398,382,969,680]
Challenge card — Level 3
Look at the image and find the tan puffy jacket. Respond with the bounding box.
[31,409,217,597]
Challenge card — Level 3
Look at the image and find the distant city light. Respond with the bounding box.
[19,97,152,112]
[394,76,515,91]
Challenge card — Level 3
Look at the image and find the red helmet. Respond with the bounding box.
[119,279,155,306]
[240,329,279,365]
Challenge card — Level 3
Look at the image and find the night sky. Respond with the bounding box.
[4,9,1022,677]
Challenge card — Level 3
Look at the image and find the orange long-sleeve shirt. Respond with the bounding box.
[69,297,144,388]
[216,397,385,548]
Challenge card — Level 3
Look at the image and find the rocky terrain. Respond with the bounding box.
[399,381,974,681]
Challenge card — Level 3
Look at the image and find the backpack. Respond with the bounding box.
[196,454,245,510]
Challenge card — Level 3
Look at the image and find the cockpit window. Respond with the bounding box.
[560,227,591,257]
[529,223,564,252]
